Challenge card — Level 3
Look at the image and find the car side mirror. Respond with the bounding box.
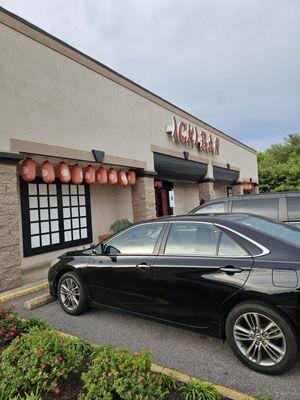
[105,245,121,255]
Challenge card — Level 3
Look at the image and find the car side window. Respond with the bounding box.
[104,223,164,255]
[232,198,279,219]
[287,197,300,221]
[164,223,220,256]
[217,232,248,257]
[194,202,226,214]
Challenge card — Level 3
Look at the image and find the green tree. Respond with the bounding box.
[257,134,300,192]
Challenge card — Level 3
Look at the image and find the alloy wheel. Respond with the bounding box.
[59,277,80,311]
[233,312,287,367]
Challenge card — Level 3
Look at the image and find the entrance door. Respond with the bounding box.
[155,181,173,217]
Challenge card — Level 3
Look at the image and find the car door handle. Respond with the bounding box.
[219,265,243,274]
[136,263,151,271]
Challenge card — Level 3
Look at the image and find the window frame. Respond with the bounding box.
[286,195,300,221]
[194,201,227,214]
[20,177,93,257]
[159,221,252,258]
[101,222,167,256]
[231,197,280,220]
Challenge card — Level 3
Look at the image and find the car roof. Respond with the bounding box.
[142,213,253,224]
[198,191,300,204]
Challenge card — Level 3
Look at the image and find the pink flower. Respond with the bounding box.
[108,372,113,377]
[10,304,15,309]
[134,351,141,356]
[55,388,61,396]
[37,349,43,356]
[58,341,64,347]
[151,373,157,379]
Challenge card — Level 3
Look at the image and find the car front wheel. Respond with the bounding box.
[57,271,88,315]
[225,301,298,375]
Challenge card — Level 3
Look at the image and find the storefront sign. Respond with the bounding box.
[166,116,220,155]
[168,190,175,207]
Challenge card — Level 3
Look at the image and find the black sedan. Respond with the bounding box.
[48,214,300,375]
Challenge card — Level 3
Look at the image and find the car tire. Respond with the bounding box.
[225,301,298,375]
[57,271,88,315]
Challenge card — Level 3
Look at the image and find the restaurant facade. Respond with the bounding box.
[0,7,259,292]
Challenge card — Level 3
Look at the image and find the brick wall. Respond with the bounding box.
[198,181,215,203]
[0,163,22,292]
[131,177,156,222]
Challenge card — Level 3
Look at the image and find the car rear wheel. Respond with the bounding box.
[57,271,88,315]
[225,301,298,375]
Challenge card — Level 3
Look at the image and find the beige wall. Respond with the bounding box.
[0,21,258,183]
[173,183,199,215]
[90,183,133,239]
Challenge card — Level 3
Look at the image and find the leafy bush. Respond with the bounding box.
[0,327,91,397]
[0,382,15,400]
[22,316,50,332]
[179,380,220,400]
[160,373,181,392]
[110,219,132,234]
[81,346,166,400]
[259,397,273,400]
[0,303,23,348]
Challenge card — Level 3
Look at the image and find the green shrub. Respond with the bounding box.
[81,346,167,400]
[12,390,42,400]
[22,316,50,332]
[179,380,220,400]
[110,219,132,234]
[259,397,273,400]
[0,303,23,348]
[0,382,15,400]
[160,373,181,392]
[0,327,91,397]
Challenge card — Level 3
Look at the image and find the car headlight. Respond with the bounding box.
[50,257,60,268]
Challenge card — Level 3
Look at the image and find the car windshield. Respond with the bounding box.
[238,216,300,247]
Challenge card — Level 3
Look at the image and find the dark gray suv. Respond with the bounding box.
[190,191,300,228]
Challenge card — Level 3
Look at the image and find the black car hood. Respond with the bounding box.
[60,247,93,258]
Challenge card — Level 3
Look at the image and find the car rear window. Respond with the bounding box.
[287,196,300,221]
[239,216,300,248]
[232,198,279,219]
[194,202,226,214]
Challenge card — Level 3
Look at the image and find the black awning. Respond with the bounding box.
[153,153,207,183]
[213,166,239,184]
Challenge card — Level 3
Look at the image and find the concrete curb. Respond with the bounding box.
[151,363,256,400]
[0,281,48,303]
[56,329,256,400]
[24,293,56,310]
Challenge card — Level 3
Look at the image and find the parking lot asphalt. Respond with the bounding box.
[5,291,300,400]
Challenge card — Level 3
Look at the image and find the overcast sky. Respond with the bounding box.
[1,0,299,150]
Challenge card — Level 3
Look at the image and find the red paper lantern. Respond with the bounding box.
[71,164,83,185]
[84,165,96,184]
[57,162,71,183]
[41,161,55,184]
[96,167,108,185]
[20,158,36,182]
[127,170,136,186]
[117,170,128,187]
[108,168,118,185]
